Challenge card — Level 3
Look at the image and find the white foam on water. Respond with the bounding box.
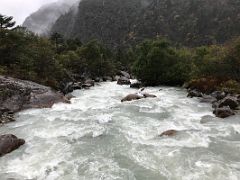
[0,81,240,179]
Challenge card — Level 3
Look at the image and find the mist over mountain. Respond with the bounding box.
[23,0,79,35]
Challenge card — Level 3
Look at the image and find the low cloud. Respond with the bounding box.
[0,0,58,25]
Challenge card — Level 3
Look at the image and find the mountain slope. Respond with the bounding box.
[50,0,240,47]
[23,0,78,35]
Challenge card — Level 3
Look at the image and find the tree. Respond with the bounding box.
[132,38,191,86]
[0,14,15,30]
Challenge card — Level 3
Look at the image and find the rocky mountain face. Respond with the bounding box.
[26,0,240,47]
[23,0,79,35]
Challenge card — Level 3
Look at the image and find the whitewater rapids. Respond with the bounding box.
[0,81,240,180]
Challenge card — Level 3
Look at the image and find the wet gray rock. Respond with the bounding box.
[113,75,120,81]
[187,89,202,98]
[118,71,131,79]
[130,81,143,89]
[103,76,113,82]
[160,130,178,137]
[94,77,103,82]
[121,94,142,102]
[0,76,67,115]
[213,106,235,118]
[218,96,239,110]
[117,77,131,85]
[82,79,95,89]
[72,82,82,90]
[0,134,25,157]
[85,79,95,86]
[121,93,157,102]
[143,93,157,98]
[211,91,227,100]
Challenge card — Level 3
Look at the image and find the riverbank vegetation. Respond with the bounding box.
[132,37,240,94]
[1,14,240,94]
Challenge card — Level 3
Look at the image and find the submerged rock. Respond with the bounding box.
[160,130,178,137]
[213,106,235,118]
[0,134,25,157]
[200,95,217,103]
[143,93,157,98]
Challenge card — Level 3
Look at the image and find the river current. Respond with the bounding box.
[0,81,240,180]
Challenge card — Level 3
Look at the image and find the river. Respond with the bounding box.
[0,81,240,180]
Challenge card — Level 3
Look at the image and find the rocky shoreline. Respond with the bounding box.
[0,75,69,125]
[0,75,71,156]
[187,88,240,118]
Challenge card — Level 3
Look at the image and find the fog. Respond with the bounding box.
[0,0,58,25]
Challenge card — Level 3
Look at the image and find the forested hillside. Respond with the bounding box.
[51,0,240,48]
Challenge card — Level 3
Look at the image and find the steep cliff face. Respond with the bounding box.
[28,0,240,47]
[23,0,78,35]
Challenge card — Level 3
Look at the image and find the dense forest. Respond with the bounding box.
[51,0,240,48]
[1,12,240,95]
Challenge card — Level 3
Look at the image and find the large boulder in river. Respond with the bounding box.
[0,134,25,157]
[213,106,235,118]
[160,130,178,137]
[121,94,143,102]
[117,77,131,85]
[121,93,157,102]
[218,96,239,110]
[0,76,67,113]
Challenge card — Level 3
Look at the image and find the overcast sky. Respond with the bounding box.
[0,0,58,25]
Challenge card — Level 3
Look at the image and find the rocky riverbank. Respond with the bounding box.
[0,75,70,156]
[187,88,240,118]
[0,75,69,125]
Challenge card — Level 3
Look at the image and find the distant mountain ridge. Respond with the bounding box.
[23,0,79,35]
